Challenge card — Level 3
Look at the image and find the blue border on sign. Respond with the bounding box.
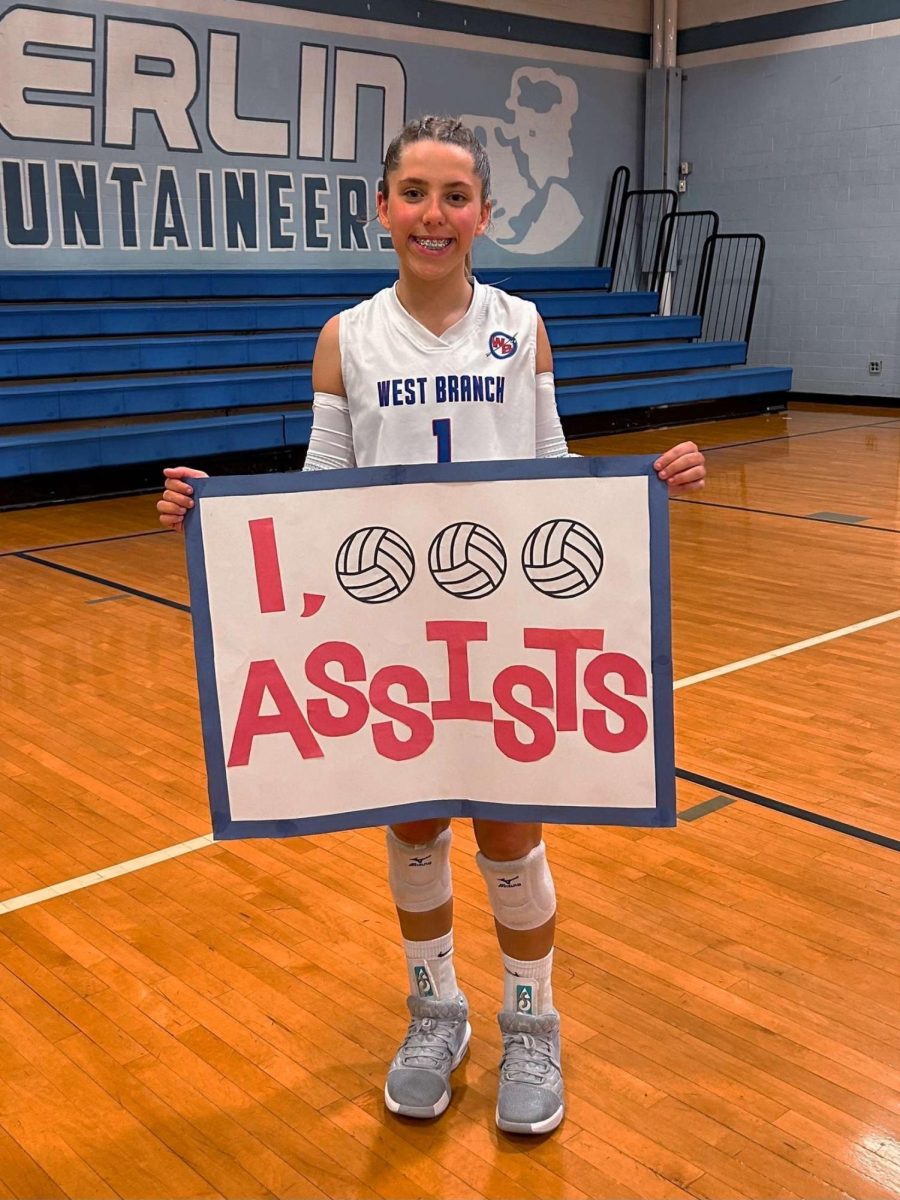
[185,455,675,838]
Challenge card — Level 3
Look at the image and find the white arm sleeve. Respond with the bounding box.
[303,391,356,471]
[535,372,577,458]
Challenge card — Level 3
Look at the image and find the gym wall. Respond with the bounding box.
[678,1,900,397]
[0,0,647,271]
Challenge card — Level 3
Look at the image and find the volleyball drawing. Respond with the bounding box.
[522,519,604,597]
[335,526,415,603]
[428,522,507,599]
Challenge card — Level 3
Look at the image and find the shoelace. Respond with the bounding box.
[500,1032,559,1085]
[398,1017,460,1070]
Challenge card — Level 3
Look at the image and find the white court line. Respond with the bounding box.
[0,835,213,915]
[674,608,900,689]
[3,607,899,916]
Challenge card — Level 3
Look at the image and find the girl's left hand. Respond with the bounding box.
[654,441,706,496]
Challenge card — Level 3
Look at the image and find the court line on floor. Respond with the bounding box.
[579,416,900,457]
[698,416,900,454]
[675,498,900,534]
[674,607,900,689]
[0,836,215,914]
[0,528,168,559]
[14,552,190,612]
[2,603,898,916]
[676,769,900,852]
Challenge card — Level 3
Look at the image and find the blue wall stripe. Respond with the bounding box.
[239,0,650,58]
[680,1,900,54]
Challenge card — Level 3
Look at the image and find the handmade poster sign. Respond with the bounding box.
[185,457,675,837]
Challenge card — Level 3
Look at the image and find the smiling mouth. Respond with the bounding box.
[411,237,453,252]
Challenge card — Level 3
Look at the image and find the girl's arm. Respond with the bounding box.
[535,316,572,459]
[305,314,356,471]
[535,316,707,493]
[536,315,554,375]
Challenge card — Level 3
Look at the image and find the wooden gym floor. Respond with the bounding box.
[0,400,898,1199]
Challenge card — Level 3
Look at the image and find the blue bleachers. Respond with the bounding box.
[546,314,701,346]
[555,367,793,417]
[0,332,321,380]
[0,299,350,341]
[0,265,611,304]
[0,413,311,480]
[0,369,311,424]
[0,266,791,484]
[0,335,748,393]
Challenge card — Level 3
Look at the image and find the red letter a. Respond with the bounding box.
[227,659,324,766]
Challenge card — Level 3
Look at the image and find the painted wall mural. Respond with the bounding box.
[0,0,643,268]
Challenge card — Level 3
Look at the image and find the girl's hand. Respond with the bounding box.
[157,465,209,531]
[654,442,706,497]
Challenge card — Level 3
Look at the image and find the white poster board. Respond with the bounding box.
[185,457,675,836]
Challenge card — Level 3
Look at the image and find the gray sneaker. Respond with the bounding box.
[384,992,471,1119]
[496,1008,564,1134]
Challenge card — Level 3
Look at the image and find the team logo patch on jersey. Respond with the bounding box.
[489,331,518,359]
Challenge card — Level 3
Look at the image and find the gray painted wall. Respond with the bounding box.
[681,35,900,397]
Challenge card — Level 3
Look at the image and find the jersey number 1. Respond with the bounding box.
[432,418,452,463]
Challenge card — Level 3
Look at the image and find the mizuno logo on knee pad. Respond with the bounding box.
[387,828,453,913]
[476,843,556,930]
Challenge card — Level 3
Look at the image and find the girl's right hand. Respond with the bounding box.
[157,465,209,531]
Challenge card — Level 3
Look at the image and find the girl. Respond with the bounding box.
[159,116,706,1135]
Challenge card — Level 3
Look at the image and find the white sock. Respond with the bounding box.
[502,949,554,1016]
[403,931,458,1000]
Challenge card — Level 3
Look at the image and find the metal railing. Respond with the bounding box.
[650,209,719,317]
[609,188,678,294]
[597,165,768,345]
[695,234,766,344]
[597,165,630,270]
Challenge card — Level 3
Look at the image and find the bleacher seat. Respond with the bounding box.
[0,266,792,490]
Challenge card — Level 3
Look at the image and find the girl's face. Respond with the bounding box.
[377,140,491,282]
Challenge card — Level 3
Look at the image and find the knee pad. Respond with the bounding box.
[386,827,452,912]
[476,841,556,930]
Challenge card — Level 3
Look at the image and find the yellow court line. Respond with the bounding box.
[3,607,899,916]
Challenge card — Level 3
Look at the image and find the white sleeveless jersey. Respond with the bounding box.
[338,280,538,467]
